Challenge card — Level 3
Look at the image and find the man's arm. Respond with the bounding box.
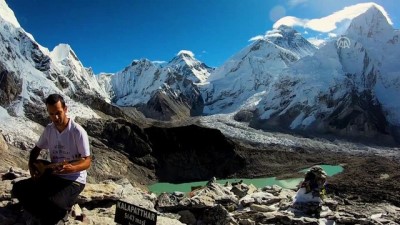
[55,156,91,174]
[28,146,42,178]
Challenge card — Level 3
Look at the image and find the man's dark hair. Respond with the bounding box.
[45,94,66,107]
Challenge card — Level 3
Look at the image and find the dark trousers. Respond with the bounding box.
[12,175,85,225]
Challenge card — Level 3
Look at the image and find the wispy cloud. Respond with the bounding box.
[288,0,309,7]
[249,35,264,42]
[152,60,167,65]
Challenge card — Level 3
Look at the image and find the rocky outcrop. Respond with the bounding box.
[0,132,8,152]
[76,118,246,183]
[79,118,152,158]
[145,125,246,183]
[139,90,193,121]
[72,94,127,119]
[2,171,399,225]
[0,63,22,107]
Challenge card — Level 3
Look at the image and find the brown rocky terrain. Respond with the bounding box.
[0,116,399,224]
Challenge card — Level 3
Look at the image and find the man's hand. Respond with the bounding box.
[28,146,42,179]
[52,157,91,174]
[28,162,40,180]
[53,162,75,174]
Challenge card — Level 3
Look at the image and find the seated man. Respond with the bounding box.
[12,94,91,225]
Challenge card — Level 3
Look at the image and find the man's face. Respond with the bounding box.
[47,100,67,127]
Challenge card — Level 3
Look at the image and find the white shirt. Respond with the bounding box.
[36,118,90,184]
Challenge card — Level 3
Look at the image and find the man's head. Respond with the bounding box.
[45,94,68,129]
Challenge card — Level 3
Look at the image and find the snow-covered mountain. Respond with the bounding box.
[1,0,399,144]
[202,25,316,114]
[0,0,112,146]
[249,4,400,141]
[110,51,212,120]
[168,50,213,84]
[97,72,114,99]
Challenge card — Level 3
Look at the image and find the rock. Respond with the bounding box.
[0,179,14,201]
[250,204,276,212]
[1,167,28,181]
[0,133,8,151]
[177,210,196,225]
[200,204,238,225]
[241,191,281,206]
[262,185,283,196]
[71,204,82,217]
[238,218,255,225]
[156,215,186,225]
[231,185,248,198]
[156,192,183,210]
[78,178,155,210]
[324,198,338,211]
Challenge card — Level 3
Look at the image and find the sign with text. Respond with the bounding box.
[114,200,157,225]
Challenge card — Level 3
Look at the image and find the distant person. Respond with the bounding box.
[12,93,91,225]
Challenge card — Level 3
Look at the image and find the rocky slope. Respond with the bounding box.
[1,158,399,225]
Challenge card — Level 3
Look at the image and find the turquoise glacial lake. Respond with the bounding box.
[148,165,343,195]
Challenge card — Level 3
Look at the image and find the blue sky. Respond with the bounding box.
[7,0,399,74]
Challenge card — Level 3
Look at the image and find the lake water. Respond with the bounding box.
[148,164,343,195]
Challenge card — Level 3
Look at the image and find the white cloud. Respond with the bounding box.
[177,50,195,58]
[273,3,393,33]
[307,38,327,48]
[328,33,337,38]
[152,60,167,64]
[288,0,309,7]
[273,16,309,29]
[249,35,264,42]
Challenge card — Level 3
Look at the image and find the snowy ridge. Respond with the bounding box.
[97,72,115,99]
[0,0,105,146]
[273,2,392,34]
[112,59,163,106]
[111,52,209,108]
[168,50,212,83]
[265,25,317,58]
[0,0,19,28]
[202,27,313,114]
[200,2,399,141]
[251,4,400,137]
[50,44,110,101]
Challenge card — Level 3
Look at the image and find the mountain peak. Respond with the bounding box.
[362,3,393,24]
[170,50,198,65]
[50,44,78,62]
[177,50,195,59]
[264,25,316,58]
[276,25,296,33]
[0,0,20,28]
[345,3,393,40]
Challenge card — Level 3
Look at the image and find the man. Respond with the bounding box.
[12,94,91,225]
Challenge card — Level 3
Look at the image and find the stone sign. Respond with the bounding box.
[114,200,157,225]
